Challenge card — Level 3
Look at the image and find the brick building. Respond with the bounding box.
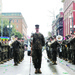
[0,0,2,14]
[1,12,27,40]
[56,12,64,36]
[52,20,56,36]
[62,0,75,37]
[52,12,64,37]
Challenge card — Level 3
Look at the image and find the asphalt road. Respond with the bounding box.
[0,50,75,75]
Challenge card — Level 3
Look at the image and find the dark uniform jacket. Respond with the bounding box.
[32,33,45,50]
[11,40,21,53]
[70,38,75,50]
[51,40,60,50]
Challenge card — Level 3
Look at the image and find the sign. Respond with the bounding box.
[3,39,5,41]
[0,38,1,41]
[0,37,9,39]
[6,39,8,41]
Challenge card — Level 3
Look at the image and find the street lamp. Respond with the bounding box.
[7,25,13,39]
[69,15,73,34]
[7,25,13,28]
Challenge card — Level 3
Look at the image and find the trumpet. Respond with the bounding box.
[48,42,51,46]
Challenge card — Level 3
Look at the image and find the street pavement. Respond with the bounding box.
[0,50,75,75]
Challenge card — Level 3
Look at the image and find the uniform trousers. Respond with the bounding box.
[32,49,42,69]
[52,50,57,61]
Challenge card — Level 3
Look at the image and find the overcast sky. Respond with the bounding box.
[2,0,63,37]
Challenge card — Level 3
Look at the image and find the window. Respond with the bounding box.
[13,20,14,23]
[17,25,18,28]
[17,20,18,23]
[16,30,18,32]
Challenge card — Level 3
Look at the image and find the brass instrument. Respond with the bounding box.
[51,39,56,43]
[48,42,51,46]
[56,35,63,42]
[9,36,15,46]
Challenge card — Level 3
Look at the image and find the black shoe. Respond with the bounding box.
[35,69,38,74]
[14,63,18,66]
[14,64,17,66]
[52,63,57,65]
[38,69,42,74]
[47,60,50,62]
[72,62,75,65]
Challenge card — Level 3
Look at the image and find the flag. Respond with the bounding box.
[27,36,30,39]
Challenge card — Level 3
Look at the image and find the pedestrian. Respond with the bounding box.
[64,36,68,61]
[31,24,45,74]
[70,33,75,64]
[58,41,62,58]
[11,35,21,66]
[46,39,49,58]
[67,35,72,63]
[49,37,54,61]
[62,36,68,60]
[51,35,60,64]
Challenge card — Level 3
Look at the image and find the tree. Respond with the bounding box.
[48,31,52,37]
[0,19,16,37]
[14,32,23,39]
[0,19,23,39]
[0,19,9,36]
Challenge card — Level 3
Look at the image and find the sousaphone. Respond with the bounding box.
[56,35,63,41]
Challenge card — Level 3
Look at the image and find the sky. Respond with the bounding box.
[2,0,63,37]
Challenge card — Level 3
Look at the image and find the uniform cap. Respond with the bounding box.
[35,24,39,28]
[50,37,53,40]
[53,35,56,38]
[47,38,50,40]
[15,35,18,38]
[65,36,68,39]
[68,35,71,37]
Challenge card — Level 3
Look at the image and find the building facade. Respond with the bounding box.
[0,0,2,14]
[62,0,75,37]
[52,12,63,37]
[56,12,64,36]
[1,12,27,40]
[52,20,56,36]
